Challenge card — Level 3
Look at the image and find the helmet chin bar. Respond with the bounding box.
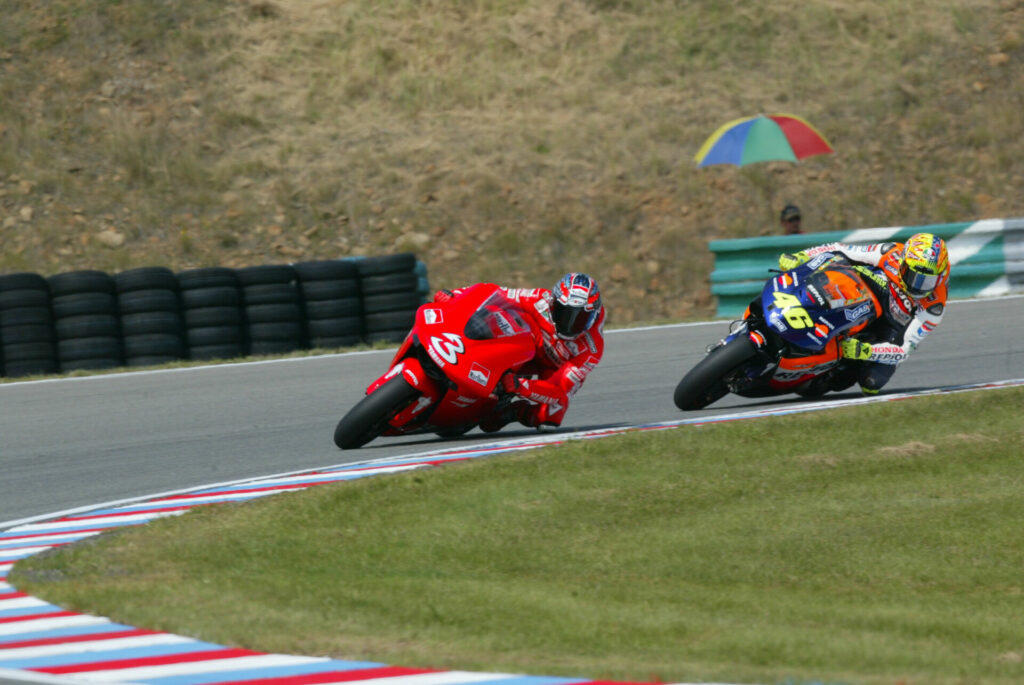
[900,262,939,298]
[552,300,590,338]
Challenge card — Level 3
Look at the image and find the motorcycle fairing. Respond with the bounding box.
[761,263,880,353]
[365,284,538,436]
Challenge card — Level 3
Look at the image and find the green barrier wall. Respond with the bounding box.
[709,218,1024,317]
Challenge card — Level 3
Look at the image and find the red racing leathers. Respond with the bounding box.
[435,284,605,427]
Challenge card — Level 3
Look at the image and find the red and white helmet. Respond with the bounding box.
[551,272,602,339]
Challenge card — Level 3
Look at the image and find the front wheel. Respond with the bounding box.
[673,335,757,410]
[334,375,420,449]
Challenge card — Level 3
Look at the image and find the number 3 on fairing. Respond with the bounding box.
[429,332,465,364]
[772,291,813,329]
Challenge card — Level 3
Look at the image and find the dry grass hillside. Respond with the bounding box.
[2,0,1023,325]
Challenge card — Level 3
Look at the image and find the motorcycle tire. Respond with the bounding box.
[333,374,420,449]
[673,335,756,410]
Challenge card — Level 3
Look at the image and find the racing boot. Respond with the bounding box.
[479,400,532,433]
[858,361,896,395]
[796,366,859,398]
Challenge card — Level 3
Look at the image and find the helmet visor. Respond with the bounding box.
[551,299,591,338]
[901,261,939,297]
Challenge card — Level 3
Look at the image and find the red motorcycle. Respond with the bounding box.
[334,283,539,449]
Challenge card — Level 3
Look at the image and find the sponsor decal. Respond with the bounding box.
[845,302,871,322]
[543,335,576,362]
[807,253,832,270]
[853,265,888,289]
[426,345,445,368]
[401,366,420,388]
[886,289,913,326]
[423,308,444,325]
[787,356,837,372]
[468,362,491,386]
[814,323,829,338]
[870,343,908,363]
[566,365,586,387]
[428,332,465,365]
[411,396,433,415]
[806,285,826,307]
[493,311,516,336]
[891,284,913,312]
[777,274,793,288]
[540,338,561,366]
[774,369,816,382]
[451,395,477,408]
[583,355,600,371]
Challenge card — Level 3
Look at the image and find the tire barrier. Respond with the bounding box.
[177,266,246,362]
[237,264,305,357]
[709,217,1024,317]
[115,266,186,368]
[293,258,363,350]
[0,272,58,378]
[357,252,422,344]
[0,254,429,378]
[48,270,122,373]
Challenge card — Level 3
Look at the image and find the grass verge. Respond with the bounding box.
[12,387,1024,685]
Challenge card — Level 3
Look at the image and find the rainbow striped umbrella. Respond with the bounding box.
[694,113,833,167]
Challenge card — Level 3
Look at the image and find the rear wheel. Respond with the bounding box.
[334,375,420,449]
[673,336,757,410]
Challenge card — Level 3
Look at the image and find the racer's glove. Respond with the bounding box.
[840,338,874,361]
[778,250,810,271]
[499,371,525,396]
[433,289,454,303]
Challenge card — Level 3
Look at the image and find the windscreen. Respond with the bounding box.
[464,292,533,341]
[805,265,871,310]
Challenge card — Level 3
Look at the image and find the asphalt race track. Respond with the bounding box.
[1,295,1022,526]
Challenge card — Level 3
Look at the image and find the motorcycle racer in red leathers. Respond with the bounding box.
[777,232,950,395]
[432,272,605,431]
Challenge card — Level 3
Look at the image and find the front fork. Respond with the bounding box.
[368,357,444,431]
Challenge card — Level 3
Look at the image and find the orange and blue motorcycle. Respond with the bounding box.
[674,254,886,410]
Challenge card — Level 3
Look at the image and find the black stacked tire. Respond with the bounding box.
[293,259,363,350]
[115,267,185,367]
[237,264,304,357]
[358,252,422,344]
[414,259,431,302]
[48,270,122,373]
[0,272,58,377]
[177,267,245,361]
